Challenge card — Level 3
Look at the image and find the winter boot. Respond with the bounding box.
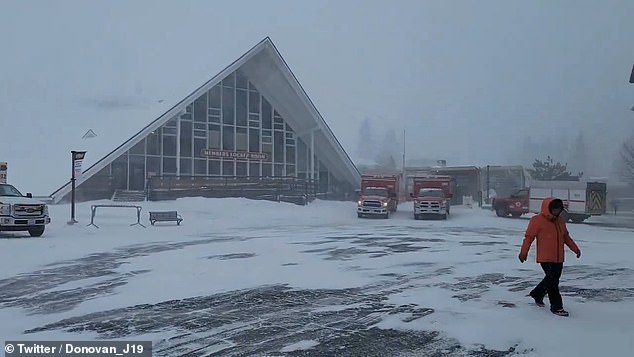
[551,309,569,317]
[529,291,545,307]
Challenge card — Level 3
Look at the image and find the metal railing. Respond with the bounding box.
[147,175,319,204]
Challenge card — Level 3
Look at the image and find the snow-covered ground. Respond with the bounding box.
[1,198,633,356]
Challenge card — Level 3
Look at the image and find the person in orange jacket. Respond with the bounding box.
[518,197,581,316]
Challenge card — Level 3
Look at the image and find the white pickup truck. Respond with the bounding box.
[0,183,51,237]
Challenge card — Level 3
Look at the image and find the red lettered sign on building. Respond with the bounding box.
[201,149,269,160]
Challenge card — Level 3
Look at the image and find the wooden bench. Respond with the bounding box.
[149,211,183,225]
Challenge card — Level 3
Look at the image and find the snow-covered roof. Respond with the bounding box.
[2,36,359,199]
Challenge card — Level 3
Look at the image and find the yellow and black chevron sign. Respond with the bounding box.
[587,190,606,213]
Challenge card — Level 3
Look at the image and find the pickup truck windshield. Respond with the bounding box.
[419,189,444,197]
[0,184,23,197]
[364,188,388,197]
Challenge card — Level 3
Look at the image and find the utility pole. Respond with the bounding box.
[402,127,406,172]
[402,127,406,199]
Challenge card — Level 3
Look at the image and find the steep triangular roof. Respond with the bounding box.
[50,37,360,202]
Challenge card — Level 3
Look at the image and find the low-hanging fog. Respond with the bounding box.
[1,0,633,183]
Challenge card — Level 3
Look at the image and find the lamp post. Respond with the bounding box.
[68,151,86,224]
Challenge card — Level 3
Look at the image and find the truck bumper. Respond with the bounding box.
[506,205,529,212]
[0,216,50,230]
[414,207,447,215]
[357,207,388,215]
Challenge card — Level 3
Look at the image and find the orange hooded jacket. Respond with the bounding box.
[520,197,580,263]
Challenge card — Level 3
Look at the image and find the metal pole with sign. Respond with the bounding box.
[69,151,86,224]
[0,162,7,184]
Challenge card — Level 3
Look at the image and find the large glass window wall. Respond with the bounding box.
[100,69,335,191]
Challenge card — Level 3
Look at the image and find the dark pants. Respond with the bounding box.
[531,263,564,311]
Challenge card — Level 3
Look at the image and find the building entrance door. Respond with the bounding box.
[129,157,145,191]
[112,162,128,190]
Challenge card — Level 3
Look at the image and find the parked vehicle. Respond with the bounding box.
[492,188,529,218]
[529,180,607,223]
[357,175,400,218]
[411,175,453,220]
[0,183,51,237]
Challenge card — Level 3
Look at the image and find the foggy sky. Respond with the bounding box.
[2,0,633,178]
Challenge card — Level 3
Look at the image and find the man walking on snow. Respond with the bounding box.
[518,198,581,316]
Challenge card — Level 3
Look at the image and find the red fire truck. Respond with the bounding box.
[491,188,529,218]
[357,175,400,218]
[410,175,453,220]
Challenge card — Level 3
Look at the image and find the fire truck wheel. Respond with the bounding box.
[511,213,522,218]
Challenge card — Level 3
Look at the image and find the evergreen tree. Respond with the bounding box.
[569,130,588,175]
[528,156,582,181]
[357,117,377,161]
[375,128,399,169]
